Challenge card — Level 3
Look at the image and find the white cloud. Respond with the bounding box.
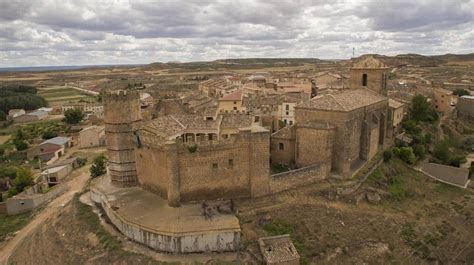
[0,0,473,66]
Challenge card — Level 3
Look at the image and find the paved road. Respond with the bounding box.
[0,169,90,264]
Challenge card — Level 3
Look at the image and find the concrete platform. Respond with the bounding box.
[90,176,241,253]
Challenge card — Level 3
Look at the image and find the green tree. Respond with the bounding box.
[399,147,416,165]
[453,89,469,97]
[402,119,421,135]
[413,144,426,160]
[13,139,28,151]
[0,110,6,121]
[9,167,34,196]
[90,154,107,178]
[64,109,84,124]
[42,130,58,140]
[409,94,438,122]
[383,149,393,162]
[433,140,451,163]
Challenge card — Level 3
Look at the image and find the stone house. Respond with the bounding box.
[79,125,105,148]
[456,95,474,121]
[432,87,457,113]
[26,136,72,161]
[13,110,48,123]
[388,98,405,133]
[218,90,245,113]
[41,164,72,185]
[8,109,25,119]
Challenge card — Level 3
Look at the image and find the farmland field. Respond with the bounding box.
[38,86,97,106]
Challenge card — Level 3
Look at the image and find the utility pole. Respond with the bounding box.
[352,47,355,58]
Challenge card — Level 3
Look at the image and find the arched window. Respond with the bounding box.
[362,74,368,86]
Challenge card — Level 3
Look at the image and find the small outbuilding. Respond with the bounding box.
[259,234,300,265]
[41,164,72,185]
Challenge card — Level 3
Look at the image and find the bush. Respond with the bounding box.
[399,147,416,165]
[402,120,421,135]
[433,140,451,163]
[13,139,28,151]
[42,130,58,140]
[64,109,84,124]
[413,144,426,161]
[0,110,6,121]
[90,154,107,178]
[408,94,438,123]
[383,149,393,162]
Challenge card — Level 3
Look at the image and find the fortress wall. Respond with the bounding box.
[90,189,240,253]
[135,146,170,199]
[176,137,252,202]
[295,126,334,174]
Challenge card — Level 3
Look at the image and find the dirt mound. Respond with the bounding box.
[8,197,161,265]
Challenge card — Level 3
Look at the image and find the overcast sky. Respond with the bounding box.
[0,0,473,67]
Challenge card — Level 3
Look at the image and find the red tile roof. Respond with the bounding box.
[220,90,242,101]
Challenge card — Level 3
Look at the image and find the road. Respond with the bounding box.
[0,169,90,264]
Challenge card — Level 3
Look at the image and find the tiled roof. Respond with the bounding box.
[297,89,387,111]
[42,136,71,146]
[352,56,388,69]
[142,116,185,137]
[271,125,295,139]
[388,99,404,109]
[220,114,254,129]
[220,90,242,101]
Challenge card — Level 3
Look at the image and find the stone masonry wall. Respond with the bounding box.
[270,164,326,193]
[350,68,388,94]
[295,125,334,175]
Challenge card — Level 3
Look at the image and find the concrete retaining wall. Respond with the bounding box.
[90,189,240,253]
[6,185,67,215]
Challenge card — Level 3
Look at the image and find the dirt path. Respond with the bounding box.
[0,169,90,264]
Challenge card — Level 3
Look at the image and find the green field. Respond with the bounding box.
[38,86,96,106]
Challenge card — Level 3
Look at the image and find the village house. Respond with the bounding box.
[79,125,106,148]
[13,110,48,123]
[432,87,457,113]
[456,95,474,121]
[7,109,25,119]
[140,92,154,107]
[388,98,405,131]
[218,90,245,113]
[26,136,72,161]
[41,164,72,185]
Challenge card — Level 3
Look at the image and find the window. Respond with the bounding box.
[228,159,234,167]
[233,107,237,110]
[286,111,289,116]
[233,101,237,104]
[289,121,293,125]
[212,163,218,169]
[285,104,290,110]
[362,74,368,86]
[279,143,284,150]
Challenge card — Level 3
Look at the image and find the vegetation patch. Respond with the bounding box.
[0,211,32,242]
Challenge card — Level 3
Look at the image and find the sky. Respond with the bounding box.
[0,0,473,67]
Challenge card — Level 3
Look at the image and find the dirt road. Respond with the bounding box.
[0,169,90,264]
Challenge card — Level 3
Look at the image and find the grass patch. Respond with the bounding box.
[73,194,121,251]
[434,183,464,194]
[367,168,384,184]
[0,212,33,242]
[263,220,294,236]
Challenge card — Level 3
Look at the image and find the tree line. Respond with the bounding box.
[0,85,47,119]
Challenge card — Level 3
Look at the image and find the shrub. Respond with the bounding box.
[64,109,84,124]
[402,119,421,135]
[383,149,393,162]
[42,130,58,140]
[413,144,426,160]
[13,139,28,151]
[399,147,416,165]
[187,144,197,153]
[90,154,107,178]
[392,147,401,156]
[433,140,451,163]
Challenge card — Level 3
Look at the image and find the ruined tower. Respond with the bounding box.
[350,56,389,95]
[104,89,142,187]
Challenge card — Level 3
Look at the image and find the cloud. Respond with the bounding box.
[0,0,473,67]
